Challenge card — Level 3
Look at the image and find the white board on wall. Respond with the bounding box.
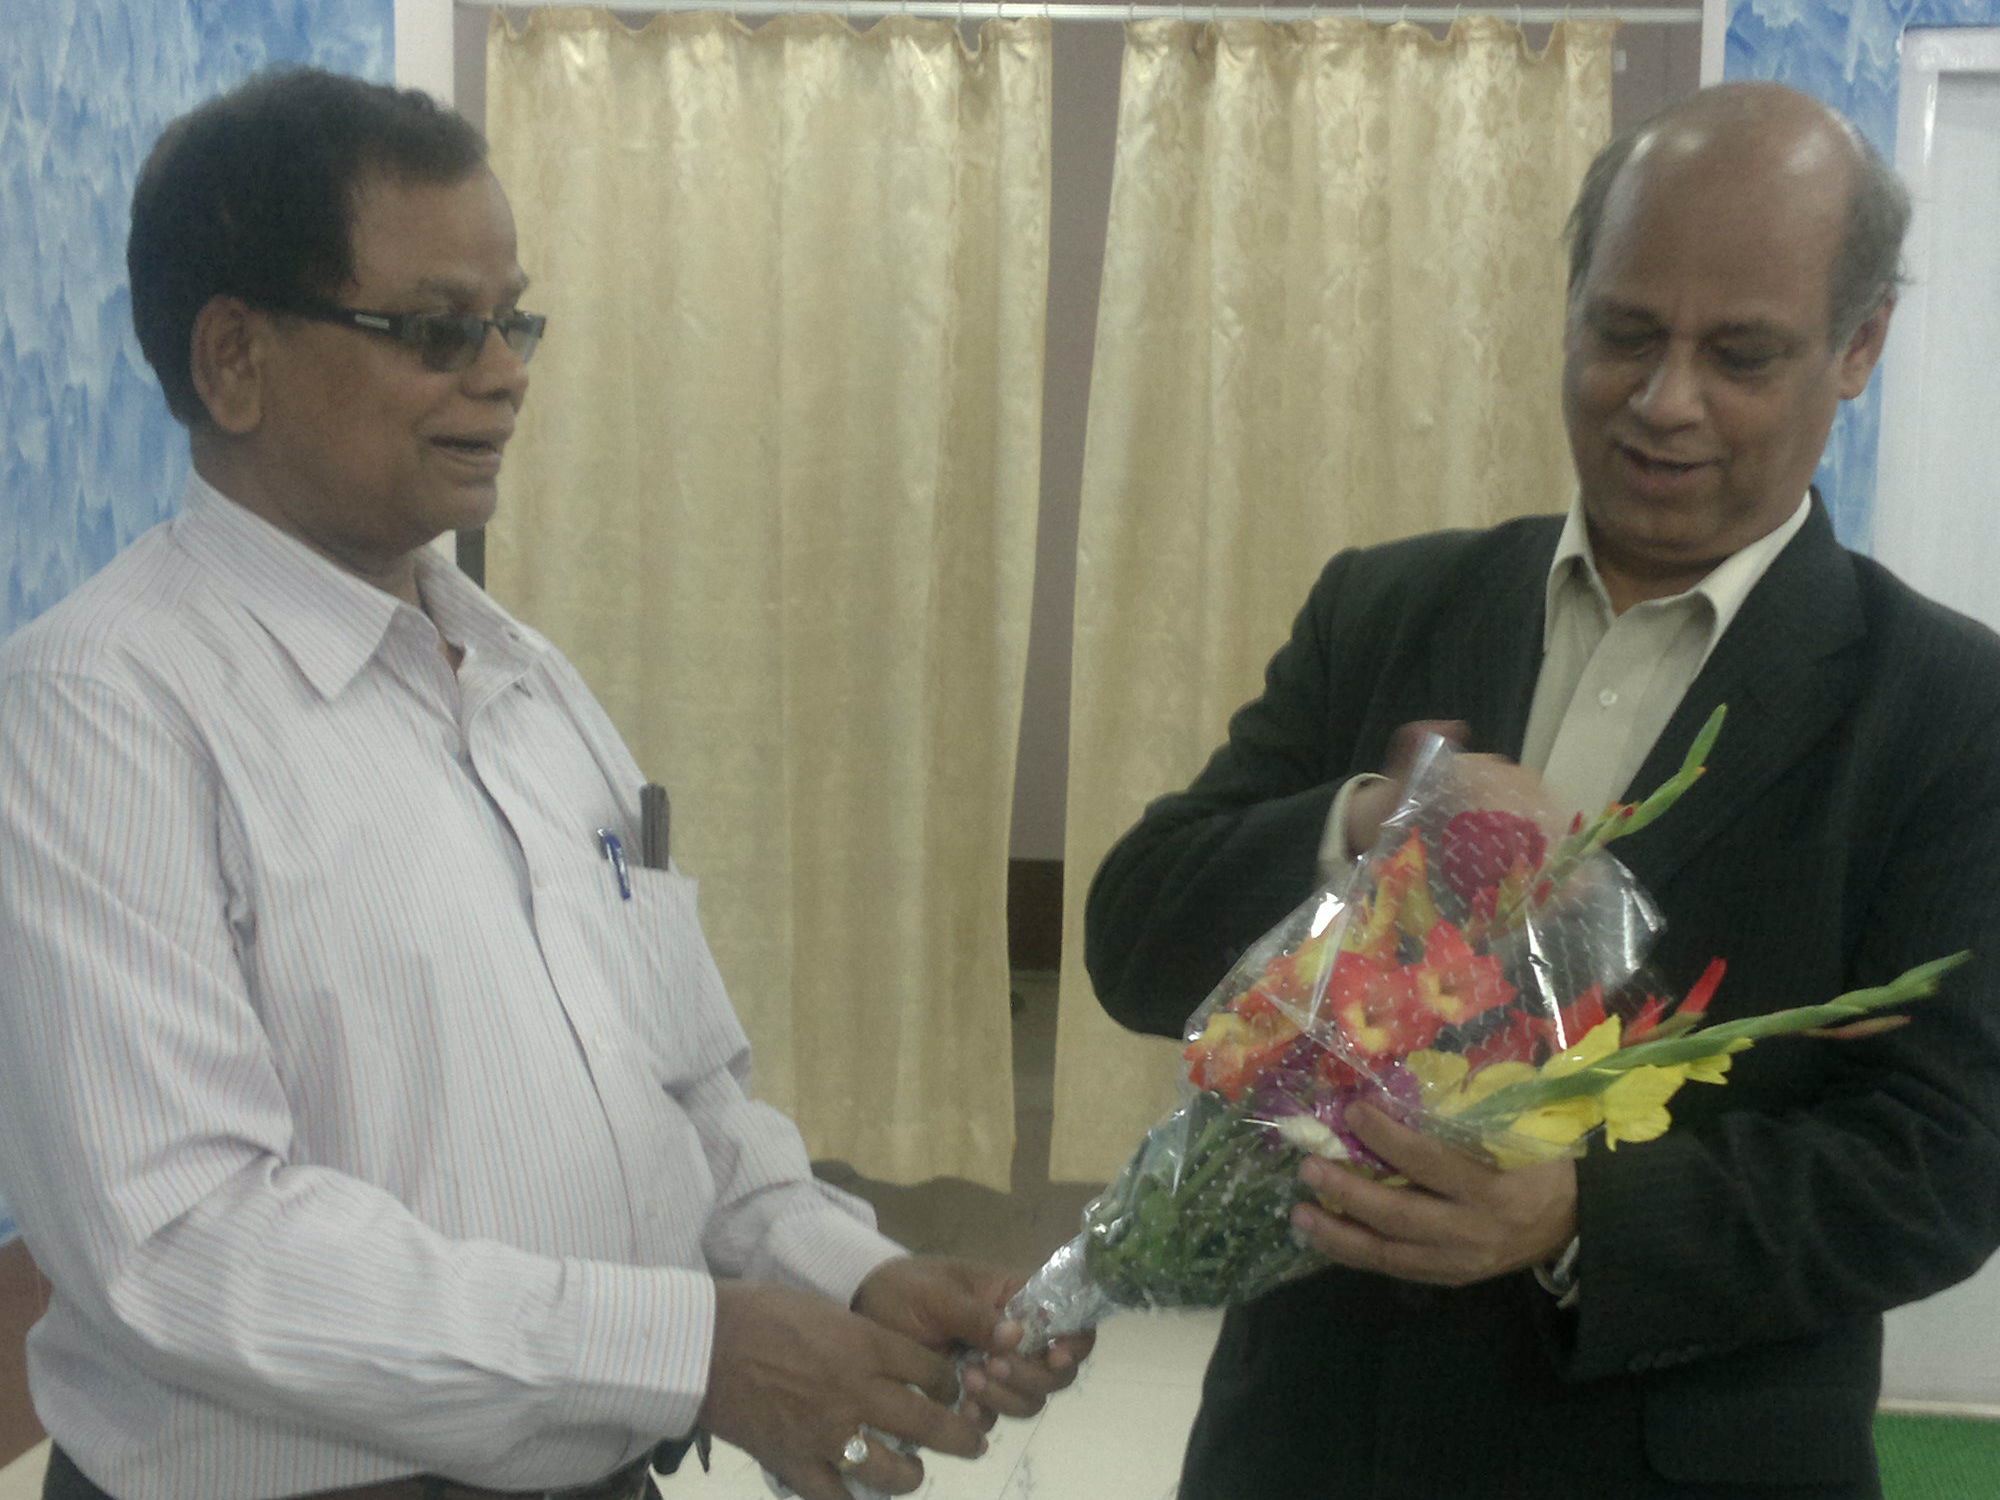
[394,0,456,101]
[1874,32,2000,634]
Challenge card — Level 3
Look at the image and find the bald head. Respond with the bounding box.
[1566,83,1909,348]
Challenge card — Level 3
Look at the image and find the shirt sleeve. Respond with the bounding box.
[675,1066,906,1306]
[0,665,715,1486]
[1319,773,1389,880]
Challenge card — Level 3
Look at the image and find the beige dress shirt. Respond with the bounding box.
[1321,494,1812,871]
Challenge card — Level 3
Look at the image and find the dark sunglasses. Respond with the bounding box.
[274,298,548,373]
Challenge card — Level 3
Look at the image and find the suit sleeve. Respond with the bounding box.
[1085,551,1381,1039]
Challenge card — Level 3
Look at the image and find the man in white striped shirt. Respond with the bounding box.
[0,69,1081,1500]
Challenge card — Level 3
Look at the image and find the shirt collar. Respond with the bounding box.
[169,471,539,699]
[1542,492,1814,651]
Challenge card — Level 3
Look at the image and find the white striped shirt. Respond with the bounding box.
[0,473,900,1500]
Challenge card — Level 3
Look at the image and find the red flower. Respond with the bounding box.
[1437,809,1547,909]
[1410,920,1517,1027]
[1461,1007,1545,1070]
[1328,951,1443,1061]
[1551,983,1608,1050]
[1183,988,1303,1100]
[1680,957,1728,1018]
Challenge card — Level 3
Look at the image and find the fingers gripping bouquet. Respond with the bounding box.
[1008,708,1966,1350]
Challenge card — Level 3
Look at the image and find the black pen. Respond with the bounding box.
[640,783,671,870]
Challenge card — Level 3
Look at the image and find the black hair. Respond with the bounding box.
[127,67,488,425]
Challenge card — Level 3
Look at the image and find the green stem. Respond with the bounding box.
[1490,705,1725,931]
[1457,952,1969,1124]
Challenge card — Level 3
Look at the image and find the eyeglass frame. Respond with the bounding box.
[264,296,548,373]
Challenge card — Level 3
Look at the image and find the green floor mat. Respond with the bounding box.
[1876,1413,2000,1499]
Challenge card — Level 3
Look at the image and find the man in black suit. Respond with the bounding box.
[1086,82,2000,1499]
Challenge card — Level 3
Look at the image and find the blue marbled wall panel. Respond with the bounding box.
[1726,0,2000,547]
[0,0,393,1246]
[1,0,392,642]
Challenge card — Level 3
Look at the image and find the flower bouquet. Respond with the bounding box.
[1007,708,1966,1350]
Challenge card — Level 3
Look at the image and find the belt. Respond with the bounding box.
[298,1434,706,1500]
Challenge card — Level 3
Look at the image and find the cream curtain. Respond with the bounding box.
[1051,17,1613,1182]
[484,11,1051,1189]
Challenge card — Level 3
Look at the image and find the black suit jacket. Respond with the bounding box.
[1086,504,2000,1498]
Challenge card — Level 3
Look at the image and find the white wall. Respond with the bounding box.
[1873,27,2000,1416]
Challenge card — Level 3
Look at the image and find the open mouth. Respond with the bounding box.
[1618,444,1710,480]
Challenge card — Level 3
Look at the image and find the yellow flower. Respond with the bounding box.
[1542,1017,1623,1077]
[1599,1065,1685,1147]
[1488,1098,1602,1167]
[1595,1045,1743,1147]
[1405,1051,1540,1117]
[1460,1060,1540,1105]
[1403,1049,1471,1110]
[1684,1047,1744,1085]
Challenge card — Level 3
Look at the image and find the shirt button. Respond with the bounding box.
[1597,688,1619,708]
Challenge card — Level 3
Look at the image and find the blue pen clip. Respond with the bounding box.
[596,828,633,901]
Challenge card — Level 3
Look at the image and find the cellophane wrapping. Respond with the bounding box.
[1007,734,1665,1351]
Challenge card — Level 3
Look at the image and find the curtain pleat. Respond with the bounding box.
[485,9,1051,1189]
[1051,17,1613,1181]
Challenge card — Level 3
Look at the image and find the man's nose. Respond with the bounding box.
[463,324,531,404]
[1629,344,1702,428]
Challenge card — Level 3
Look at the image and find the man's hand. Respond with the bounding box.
[698,1280,987,1499]
[852,1256,1094,1421]
[1346,723,1555,868]
[1344,720,1467,855]
[1290,1105,1577,1286]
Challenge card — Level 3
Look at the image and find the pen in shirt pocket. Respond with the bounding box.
[639,782,670,870]
[596,828,632,900]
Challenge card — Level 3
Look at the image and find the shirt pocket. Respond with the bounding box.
[610,866,751,1093]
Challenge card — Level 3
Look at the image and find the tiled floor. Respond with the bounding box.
[0,974,1223,1499]
[659,1308,1217,1499]
[0,1445,37,1500]
[0,1308,1219,1500]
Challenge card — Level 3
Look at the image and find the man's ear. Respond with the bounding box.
[1837,298,1894,400]
[190,295,271,435]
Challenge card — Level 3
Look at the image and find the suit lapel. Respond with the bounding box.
[1612,501,1865,894]
[1438,522,1556,759]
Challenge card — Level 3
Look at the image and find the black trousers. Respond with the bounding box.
[42,1448,110,1500]
[1180,1275,1882,1500]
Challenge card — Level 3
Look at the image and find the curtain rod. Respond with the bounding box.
[480,2,1700,23]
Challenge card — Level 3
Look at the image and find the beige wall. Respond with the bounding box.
[451,6,1703,863]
